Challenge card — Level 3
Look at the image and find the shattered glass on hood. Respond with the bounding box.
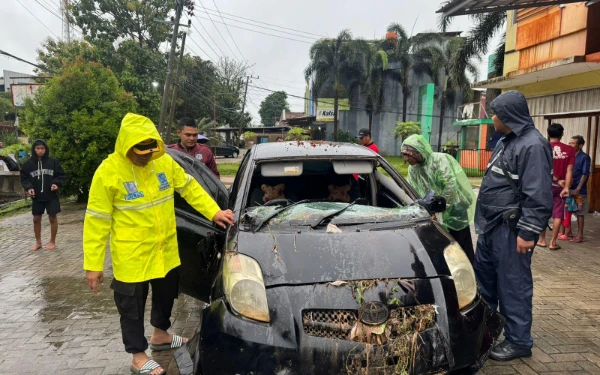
[245,202,430,228]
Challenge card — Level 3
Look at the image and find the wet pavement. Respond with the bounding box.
[1,203,600,374]
[0,204,203,374]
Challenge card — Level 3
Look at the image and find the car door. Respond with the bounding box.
[166,149,229,302]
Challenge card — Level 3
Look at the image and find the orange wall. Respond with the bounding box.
[515,4,591,70]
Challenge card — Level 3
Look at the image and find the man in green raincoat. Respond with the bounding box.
[402,135,476,262]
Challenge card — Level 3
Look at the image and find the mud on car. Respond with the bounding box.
[168,142,502,375]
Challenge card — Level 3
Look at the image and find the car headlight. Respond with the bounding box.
[223,252,270,323]
[444,243,477,310]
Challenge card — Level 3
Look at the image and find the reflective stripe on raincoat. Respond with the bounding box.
[83,113,221,283]
[402,134,475,231]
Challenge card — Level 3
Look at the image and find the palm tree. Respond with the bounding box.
[355,40,389,132]
[383,23,443,122]
[438,8,507,80]
[413,37,479,149]
[305,30,364,141]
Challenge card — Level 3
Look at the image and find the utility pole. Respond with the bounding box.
[241,75,258,115]
[158,0,184,138]
[165,32,187,145]
[61,0,71,43]
[213,96,217,155]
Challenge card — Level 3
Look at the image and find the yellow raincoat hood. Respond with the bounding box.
[114,113,166,161]
[83,113,221,282]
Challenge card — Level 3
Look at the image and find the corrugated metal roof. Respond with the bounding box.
[437,0,590,17]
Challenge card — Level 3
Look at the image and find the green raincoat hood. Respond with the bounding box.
[402,134,433,163]
[402,135,476,232]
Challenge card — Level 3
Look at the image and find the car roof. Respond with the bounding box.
[251,141,378,160]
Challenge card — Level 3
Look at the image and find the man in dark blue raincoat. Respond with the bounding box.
[475,91,552,361]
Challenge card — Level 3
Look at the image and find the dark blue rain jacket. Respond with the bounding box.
[475,91,553,241]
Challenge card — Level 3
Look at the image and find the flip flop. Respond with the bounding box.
[557,235,571,241]
[130,359,165,375]
[572,238,585,243]
[549,245,561,251]
[537,244,547,248]
[150,334,186,351]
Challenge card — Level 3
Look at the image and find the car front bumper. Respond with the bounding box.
[176,278,503,375]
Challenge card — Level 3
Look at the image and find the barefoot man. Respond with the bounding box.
[20,139,65,251]
[83,114,234,375]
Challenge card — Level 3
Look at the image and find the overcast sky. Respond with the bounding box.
[2,0,502,124]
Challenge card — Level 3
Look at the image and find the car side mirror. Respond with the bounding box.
[427,196,447,213]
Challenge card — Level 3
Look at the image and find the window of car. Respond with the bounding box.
[243,158,427,230]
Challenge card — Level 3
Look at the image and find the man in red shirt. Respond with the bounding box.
[538,123,574,250]
[357,129,379,153]
[168,118,220,178]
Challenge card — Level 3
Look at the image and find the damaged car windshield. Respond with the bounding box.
[245,202,429,229]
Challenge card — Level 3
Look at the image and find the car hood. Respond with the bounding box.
[235,220,454,287]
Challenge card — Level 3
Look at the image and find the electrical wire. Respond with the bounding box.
[195,4,326,38]
[0,49,58,74]
[15,0,59,39]
[193,16,313,44]
[197,6,316,41]
[198,0,240,61]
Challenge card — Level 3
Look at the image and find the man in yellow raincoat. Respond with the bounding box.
[83,113,234,375]
[402,134,476,263]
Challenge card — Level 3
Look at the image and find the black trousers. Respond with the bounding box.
[448,226,475,264]
[111,267,180,354]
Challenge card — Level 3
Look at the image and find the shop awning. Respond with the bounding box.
[437,0,596,17]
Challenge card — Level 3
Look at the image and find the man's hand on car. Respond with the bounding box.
[516,236,535,254]
[213,210,235,228]
[86,271,104,295]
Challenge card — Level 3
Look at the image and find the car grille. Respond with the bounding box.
[302,309,357,340]
[302,305,436,341]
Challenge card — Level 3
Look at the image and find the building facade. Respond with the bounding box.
[475,3,600,210]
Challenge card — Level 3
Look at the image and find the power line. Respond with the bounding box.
[210,0,246,62]
[192,16,227,58]
[186,35,216,63]
[195,5,326,38]
[195,7,317,41]
[194,15,313,44]
[247,84,461,120]
[197,0,239,61]
[0,49,57,74]
[15,0,59,39]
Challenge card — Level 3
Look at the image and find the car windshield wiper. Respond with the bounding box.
[309,200,359,229]
[251,199,313,233]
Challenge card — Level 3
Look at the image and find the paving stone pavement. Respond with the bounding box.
[1,202,600,374]
[0,203,204,375]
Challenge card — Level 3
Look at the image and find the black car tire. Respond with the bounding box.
[232,152,238,158]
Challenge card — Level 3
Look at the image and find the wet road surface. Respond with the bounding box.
[0,204,203,374]
[2,203,600,374]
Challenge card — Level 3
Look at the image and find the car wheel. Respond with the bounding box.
[232,152,238,158]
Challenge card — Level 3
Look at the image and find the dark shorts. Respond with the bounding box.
[32,200,61,216]
[551,185,564,220]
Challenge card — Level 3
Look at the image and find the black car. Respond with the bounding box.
[214,142,240,158]
[168,142,502,375]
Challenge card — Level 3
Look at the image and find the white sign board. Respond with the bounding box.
[11,84,43,107]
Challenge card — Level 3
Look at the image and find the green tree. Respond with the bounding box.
[439,6,506,79]
[305,30,364,140]
[0,96,13,121]
[413,37,479,148]
[259,91,289,126]
[383,24,442,122]
[285,127,310,141]
[355,40,388,131]
[21,59,137,202]
[393,121,422,140]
